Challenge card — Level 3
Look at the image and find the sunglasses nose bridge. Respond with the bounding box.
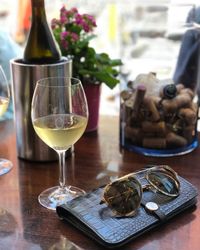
[141,183,152,192]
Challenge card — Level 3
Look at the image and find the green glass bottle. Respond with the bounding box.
[23,0,61,64]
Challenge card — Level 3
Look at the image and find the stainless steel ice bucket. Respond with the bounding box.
[10,57,72,161]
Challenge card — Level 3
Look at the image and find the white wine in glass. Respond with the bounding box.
[31,77,88,210]
[0,66,13,175]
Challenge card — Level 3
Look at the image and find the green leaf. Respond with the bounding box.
[79,70,120,89]
[83,34,97,42]
[95,72,119,89]
[109,59,123,66]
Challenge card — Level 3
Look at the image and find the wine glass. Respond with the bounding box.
[31,77,88,210]
[0,66,13,176]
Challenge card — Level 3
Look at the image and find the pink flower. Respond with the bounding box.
[60,15,68,24]
[71,32,79,41]
[60,6,67,16]
[83,14,97,27]
[90,18,97,27]
[53,6,98,53]
[75,13,83,25]
[60,31,79,43]
[71,7,78,14]
[60,31,70,40]
[83,23,90,32]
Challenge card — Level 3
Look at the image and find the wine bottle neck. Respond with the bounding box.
[31,0,45,7]
[31,0,46,20]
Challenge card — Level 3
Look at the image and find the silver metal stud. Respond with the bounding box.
[145,202,159,212]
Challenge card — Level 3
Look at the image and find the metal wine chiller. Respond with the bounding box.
[10,57,72,161]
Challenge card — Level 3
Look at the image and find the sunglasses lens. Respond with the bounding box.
[103,175,142,216]
[147,168,179,196]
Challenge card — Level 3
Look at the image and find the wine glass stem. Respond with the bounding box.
[58,150,66,189]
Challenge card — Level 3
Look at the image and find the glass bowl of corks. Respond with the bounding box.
[120,72,199,157]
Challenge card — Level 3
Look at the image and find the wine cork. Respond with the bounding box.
[162,93,192,113]
[183,125,196,143]
[178,108,197,125]
[166,132,187,148]
[125,126,142,144]
[151,96,162,108]
[122,103,132,125]
[142,121,166,134]
[190,102,198,113]
[125,98,134,108]
[162,99,177,113]
[174,94,192,109]
[126,115,135,127]
[132,85,146,116]
[127,80,134,89]
[143,138,166,149]
[176,84,185,93]
[172,119,183,131]
[125,126,139,137]
[180,88,195,99]
[143,96,160,121]
[143,132,156,137]
[120,90,132,101]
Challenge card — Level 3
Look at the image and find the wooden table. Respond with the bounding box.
[0,116,199,250]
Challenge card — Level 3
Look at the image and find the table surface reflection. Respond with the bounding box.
[0,116,199,250]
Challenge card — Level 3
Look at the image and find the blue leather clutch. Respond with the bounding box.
[57,174,198,248]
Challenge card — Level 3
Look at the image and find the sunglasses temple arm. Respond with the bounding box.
[130,168,151,176]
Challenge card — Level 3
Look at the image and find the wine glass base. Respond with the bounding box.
[0,159,13,176]
[38,185,86,210]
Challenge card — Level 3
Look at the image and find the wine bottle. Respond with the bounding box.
[23,0,61,64]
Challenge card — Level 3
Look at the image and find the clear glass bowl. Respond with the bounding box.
[120,73,199,157]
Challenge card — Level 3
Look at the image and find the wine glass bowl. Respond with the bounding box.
[31,77,88,210]
[0,66,13,176]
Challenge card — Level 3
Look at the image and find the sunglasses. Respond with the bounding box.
[100,165,180,217]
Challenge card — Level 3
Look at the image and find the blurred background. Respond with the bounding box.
[1,0,200,116]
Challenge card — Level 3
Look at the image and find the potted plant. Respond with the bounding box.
[51,6,122,132]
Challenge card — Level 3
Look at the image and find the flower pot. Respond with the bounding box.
[83,84,101,132]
